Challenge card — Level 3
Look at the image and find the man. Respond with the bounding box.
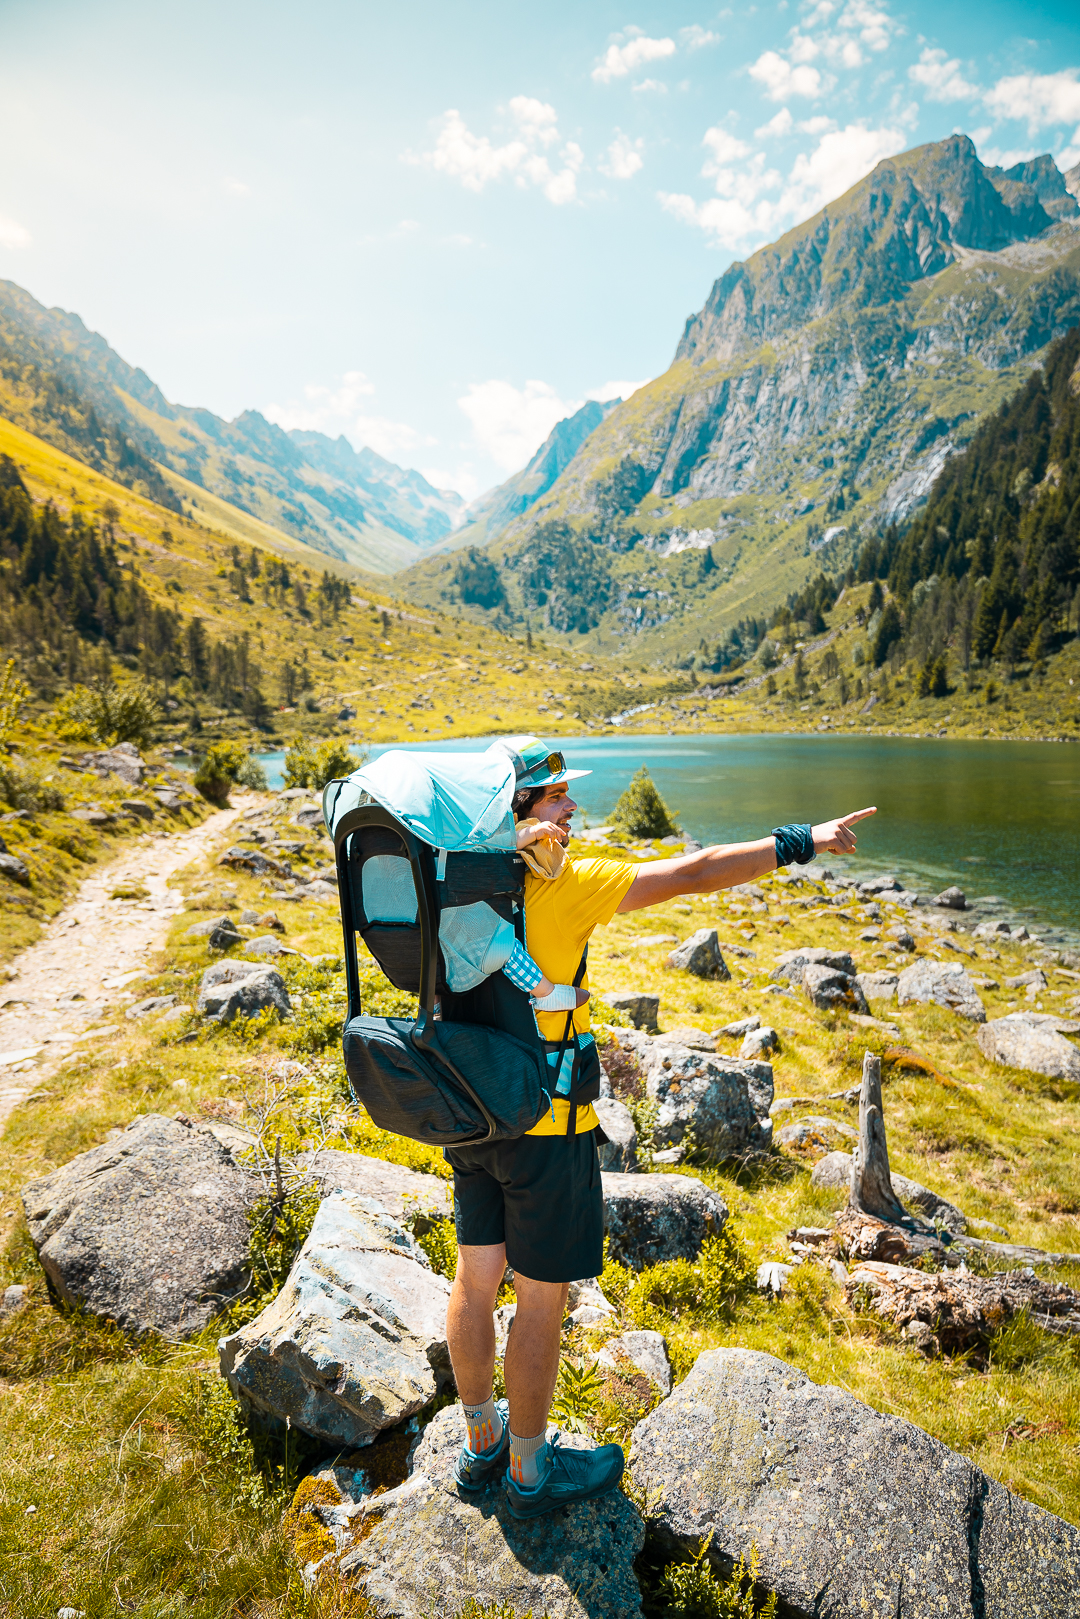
[444,736,875,1518]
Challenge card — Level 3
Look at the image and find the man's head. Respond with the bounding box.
[492,735,589,836]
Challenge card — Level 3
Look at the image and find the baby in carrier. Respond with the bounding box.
[502,813,588,1014]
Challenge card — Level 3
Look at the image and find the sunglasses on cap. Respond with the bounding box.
[521,750,567,783]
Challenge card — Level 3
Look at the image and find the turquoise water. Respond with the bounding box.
[253,734,1080,940]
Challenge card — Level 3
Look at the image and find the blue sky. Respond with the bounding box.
[0,0,1078,503]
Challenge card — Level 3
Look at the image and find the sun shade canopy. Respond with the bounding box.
[323,746,518,853]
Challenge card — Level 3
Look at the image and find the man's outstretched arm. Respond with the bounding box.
[614,808,877,913]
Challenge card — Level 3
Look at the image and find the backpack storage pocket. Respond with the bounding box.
[343,1015,549,1145]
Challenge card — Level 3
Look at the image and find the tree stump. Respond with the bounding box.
[847,1051,909,1222]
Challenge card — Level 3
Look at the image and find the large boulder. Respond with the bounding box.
[196,960,291,1022]
[593,1097,638,1171]
[597,1329,672,1394]
[977,1015,1080,1081]
[856,970,899,1001]
[771,946,855,983]
[621,1030,772,1159]
[324,1404,644,1618]
[21,1113,254,1337]
[628,1347,1080,1617]
[602,1172,728,1269]
[84,742,143,786]
[666,929,730,980]
[934,885,968,910]
[802,964,870,1014]
[300,1148,453,1228]
[219,1191,451,1448]
[897,960,985,1022]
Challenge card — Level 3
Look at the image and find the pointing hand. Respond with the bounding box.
[811,807,877,855]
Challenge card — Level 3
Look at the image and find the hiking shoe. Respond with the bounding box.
[453,1398,510,1493]
[504,1432,625,1519]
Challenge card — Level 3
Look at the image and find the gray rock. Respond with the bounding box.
[666,929,730,980]
[718,1016,759,1037]
[0,852,30,885]
[186,914,235,939]
[594,1097,638,1171]
[243,934,297,957]
[756,1260,795,1295]
[777,1115,856,1147]
[740,1025,778,1058]
[602,1172,728,1270]
[331,1404,644,1619]
[977,1016,1080,1080]
[628,1346,1080,1617]
[300,1148,453,1227]
[125,994,179,1021]
[0,1282,28,1316]
[886,923,915,951]
[656,1026,717,1051]
[598,1329,672,1394]
[154,789,184,812]
[601,991,659,1030]
[855,970,899,1001]
[810,1149,853,1189]
[803,964,870,1014]
[293,804,325,829]
[768,1095,816,1115]
[71,809,110,825]
[622,1031,772,1159]
[22,1113,254,1337]
[897,959,986,1022]
[238,909,260,925]
[770,946,856,982]
[1003,968,1047,990]
[84,744,142,786]
[219,1191,451,1448]
[934,885,968,909]
[208,918,243,950]
[857,874,900,894]
[196,960,291,1023]
[974,918,1012,938]
[219,846,292,879]
[120,799,154,820]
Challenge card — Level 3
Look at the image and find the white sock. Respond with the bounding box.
[462,1394,502,1455]
[509,1429,549,1488]
[533,983,577,1012]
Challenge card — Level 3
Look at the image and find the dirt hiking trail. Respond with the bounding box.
[0,796,255,1131]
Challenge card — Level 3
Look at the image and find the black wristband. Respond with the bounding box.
[772,824,815,867]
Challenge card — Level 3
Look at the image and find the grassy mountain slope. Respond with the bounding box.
[0,280,462,574]
[392,137,1080,664]
[0,411,677,749]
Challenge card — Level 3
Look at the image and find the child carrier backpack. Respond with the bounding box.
[324,745,601,1147]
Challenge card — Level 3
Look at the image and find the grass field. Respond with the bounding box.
[0,795,1078,1615]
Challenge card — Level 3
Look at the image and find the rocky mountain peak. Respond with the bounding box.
[676,134,1058,367]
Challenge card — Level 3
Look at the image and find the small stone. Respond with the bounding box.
[598,1329,672,1394]
[655,1026,716,1051]
[777,1115,857,1147]
[898,960,985,1022]
[756,1260,794,1294]
[666,929,730,980]
[717,1016,760,1037]
[856,970,899,1001]
[125,994,179,1021]
[258,911,286,931]
[740,1025,778,1059]
[196,961,291,1023]
[601,991,659,1030]
[594,1097,638,1171]
[120,800,154,821]
[186,914,234,938]
[0,853,31,885]
[771,946,856,982]
[803,964,870,1014]
[934,886,967,910]
[238,909,260,925]
[208,919,243,950]
[1,1282,28,1316]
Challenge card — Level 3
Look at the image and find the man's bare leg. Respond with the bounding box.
[503,1273,568,1437]
[447,1242,506,1405]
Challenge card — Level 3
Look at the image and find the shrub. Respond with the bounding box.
[0,659,29,747]
[0,765,64,813]
[284,737,365,790]
[659,1537,777,1618]
[235,753,269,790]
[611,766,677,839]
[54,680,161,747]
[193,739,249,803]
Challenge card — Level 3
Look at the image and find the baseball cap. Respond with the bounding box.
[487,735,591,788]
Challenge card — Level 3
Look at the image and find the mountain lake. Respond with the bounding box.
[250,733,1080,946]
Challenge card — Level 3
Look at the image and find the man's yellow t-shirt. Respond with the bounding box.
[521,855,638,1136]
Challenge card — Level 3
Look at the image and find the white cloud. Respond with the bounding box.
[0,215,31,250]
[410,101,582,204]
[659,191,781,249]
[421,464,483,502]
[1060,136,1080,170]
[222,177,251,197]
[782,121,904,215]
[909,47,977,102]
[799,115,836,135]
[839,0,896,53]
[984,69,1080,136]
[680,25,721,50]
[590,378,649,401]
[600,131,645,179]
[977,144,1041,170]
[264,372,438,465]
[756,107,794,138]
[458,379,584,473]
[750,50,824,100]
[632,78,668,94]
[592,33,676,84]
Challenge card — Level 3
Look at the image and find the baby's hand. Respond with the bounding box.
[516,818,568,850]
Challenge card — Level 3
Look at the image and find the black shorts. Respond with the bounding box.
[445,1129,604,1285]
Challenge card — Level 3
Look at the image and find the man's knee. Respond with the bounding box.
[454,1242,506,1303]
[512,1272,570,1321]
